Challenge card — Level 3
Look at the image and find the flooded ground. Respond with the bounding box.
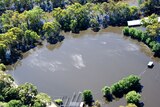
[7,27,160,107]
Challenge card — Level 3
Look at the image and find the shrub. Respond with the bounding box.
[0,63,6,71]
[129,28,136,37]
[152,43,160,53]
[102,86,111,97]
[82,90,93,105]
[123,27,130,36]
[54,99,63,105]
[126,91,141,105]
[111,75,141,98]
[145,37,151,45]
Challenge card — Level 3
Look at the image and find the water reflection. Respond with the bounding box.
[46,42,63,51]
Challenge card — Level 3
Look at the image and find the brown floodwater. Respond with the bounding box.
[7,27,160,107]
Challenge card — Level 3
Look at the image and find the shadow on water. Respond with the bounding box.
[46,42,63,51]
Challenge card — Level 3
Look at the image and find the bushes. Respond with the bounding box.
[54,99,63,106]
[101,86,111,97]
[126,91,141,105]
[123,27,130,36]
[111,75,141,98]
[123,27,160,56]
[102,75,141,99]
[0,63,6,71]
[82,90,93,105]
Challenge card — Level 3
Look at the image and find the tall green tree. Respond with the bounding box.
[82,90,93,105]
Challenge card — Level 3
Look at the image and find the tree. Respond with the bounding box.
[140,0,160,16]
[90,18,100,32]
[33,93,52,107]
[82,90,93,105]
[141,14,158,27]
[43,21,61,37]
[24,6,45,32]
[146,23,160,37]
[6,100,23,107]
[152,42,160,54]
[0,71,14,93]
[0,63,6,71]
[70,19,79,33]
[101,86,111,97]
[2,87,19,102]
[123,27,130,36]
[24,30,40,45]
[126,91,141,105]
[54,99,63,106]
[17,83,38,105]
[0,43,7,60]
[111,75,141,98]
[43,20,61,44]
[8,27,24,42]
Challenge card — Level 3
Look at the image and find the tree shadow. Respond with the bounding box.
[103,94,114,102]
[137,102,144,107]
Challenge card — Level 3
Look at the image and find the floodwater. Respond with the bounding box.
[7,27,160,107]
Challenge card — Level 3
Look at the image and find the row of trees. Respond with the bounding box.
[0,71,52,107]
[51,1,140,33]
[106,1,140,26]
[123,26,160,56]
[82,75,142,107]
[102,75,141,98]
[140,0,160,16]
[0,0,66,13]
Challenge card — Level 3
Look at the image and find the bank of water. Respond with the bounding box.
[7,27,160,107]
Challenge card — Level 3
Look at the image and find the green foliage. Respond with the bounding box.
[54,99,63,105]
[8,27,24,41]
[90,18,100,29]
[17,83,38,105]
[141,14,158,27]
[70,20,78,33]
[111,75,141,97]
[152,42,160,53]
[0,95,4,101]
[126,103,138,107]
[43,20,61,38]
[140,0,160,16]
[108,2,139,25]
[82,90,93,105]
[129,28,136,37]
[145,37,151,45]
[101,86,111,96]
[0,63,6,71]
[0,71,14,93]
[52,3,90,32]
[2,87,19,102]
[24,30,40,44]
[126,91,141,105]
[123,27,130,36]
[123,27,160,55]
[6,100,23,107]
[146,23,160,37]
[33,93,52,107]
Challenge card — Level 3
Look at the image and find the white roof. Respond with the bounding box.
[148,61,153,66]
[127,20,141,26]
[127,17,160,26]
